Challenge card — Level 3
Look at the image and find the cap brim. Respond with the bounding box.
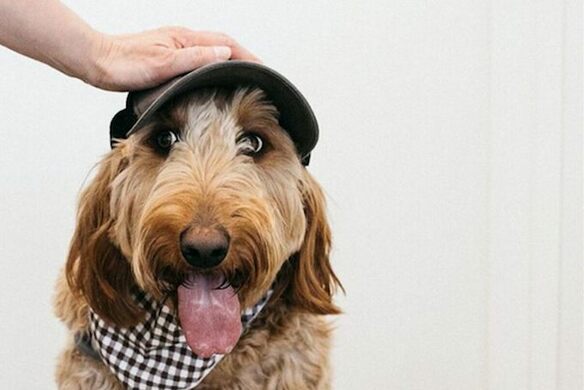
[114,61,318,163]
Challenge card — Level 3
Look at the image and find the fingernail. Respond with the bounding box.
[214,46,231,59]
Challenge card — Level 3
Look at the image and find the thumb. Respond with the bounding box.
[167,45,232,76]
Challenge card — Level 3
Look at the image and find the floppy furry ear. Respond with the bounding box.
[283,170,343,315]
[65,150,143,327]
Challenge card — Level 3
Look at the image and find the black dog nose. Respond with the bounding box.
[180,226,230,269]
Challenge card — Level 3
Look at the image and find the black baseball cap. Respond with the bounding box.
[110,61,318,165]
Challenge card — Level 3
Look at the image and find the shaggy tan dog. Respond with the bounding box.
[54,87,342,389]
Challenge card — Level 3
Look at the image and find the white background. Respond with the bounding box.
[0,1,581,389]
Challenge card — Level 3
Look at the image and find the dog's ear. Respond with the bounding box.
[66,150,143,327]
[284,170,343,314]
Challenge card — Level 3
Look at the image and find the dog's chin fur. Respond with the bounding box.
[54,87,342,389]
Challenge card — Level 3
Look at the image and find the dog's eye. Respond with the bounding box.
[156,130,179,150]
[238,133,264,155]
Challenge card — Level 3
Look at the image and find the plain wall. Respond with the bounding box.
[0,1,581,389]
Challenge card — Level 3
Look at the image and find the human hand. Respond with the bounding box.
[87,28,261,91]
[0,1,257,92]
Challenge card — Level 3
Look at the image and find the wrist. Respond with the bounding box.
[47,27,108,87]
[80,31,114,89]
[42,24,103,83]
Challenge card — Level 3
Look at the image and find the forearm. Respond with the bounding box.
[0,0,102,82]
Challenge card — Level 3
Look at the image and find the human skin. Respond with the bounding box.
[0,0,260,91]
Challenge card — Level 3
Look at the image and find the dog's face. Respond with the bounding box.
[66,88,341,340]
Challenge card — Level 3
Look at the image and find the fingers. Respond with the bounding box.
[164,28,261,63]
[229,43,262,63]
[161,45,232,78]
[194,31,261,63]
[101,27,262,90]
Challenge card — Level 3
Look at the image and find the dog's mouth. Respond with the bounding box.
[177,271,242,357]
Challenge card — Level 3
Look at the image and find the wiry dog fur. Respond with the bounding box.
[54,87,342,389]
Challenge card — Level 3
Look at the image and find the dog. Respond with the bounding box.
[54,86,342,389]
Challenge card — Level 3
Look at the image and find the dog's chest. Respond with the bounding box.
[197,309,331,390]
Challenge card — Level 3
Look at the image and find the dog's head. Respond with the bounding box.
[66,88,341,354]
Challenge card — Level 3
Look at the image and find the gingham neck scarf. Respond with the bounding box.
[87,288,273,390]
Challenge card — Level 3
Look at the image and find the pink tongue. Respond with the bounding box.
[177,273,241,357]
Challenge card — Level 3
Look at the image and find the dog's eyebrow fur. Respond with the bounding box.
[155,98,192,134]
[130,88,300,167]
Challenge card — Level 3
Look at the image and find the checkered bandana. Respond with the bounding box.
[87,288,273,390]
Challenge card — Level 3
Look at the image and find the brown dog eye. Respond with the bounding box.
[156,130,179,150]
[238,133,263,155]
